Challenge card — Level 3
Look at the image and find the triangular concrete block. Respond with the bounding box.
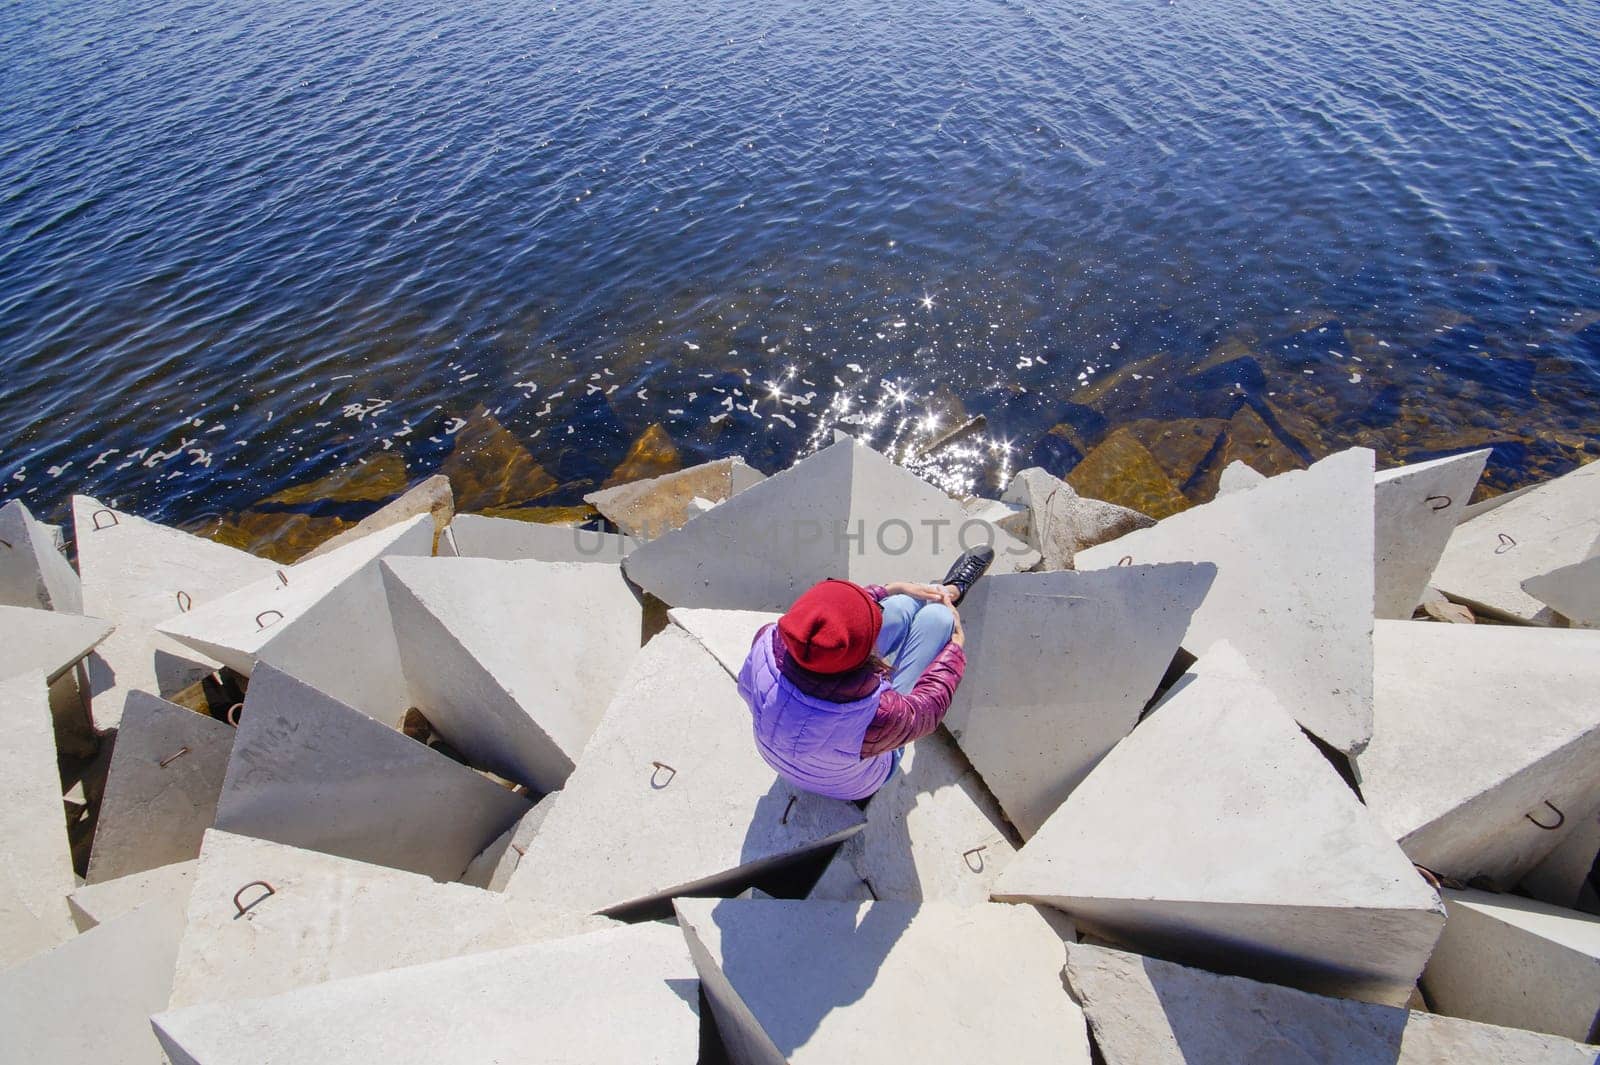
[1521,806,1600,914]
[0,499,81,612]
[1374,449,1491,619]
[459,792,559,891]
[157,514,433,676]
[621,437,1037,611]
[154,922,700,1064]
[0,898,188,1065]
[995,643,1445,1005]
[447,512,637,562]
[1356,621,1600,885]
[1524,550,1600,628]
[1433,456,1600,623]
[0,603,113,683]
[300,474,454,561]
[86,692,235,884]
[382,556,644,791]
[943,565,1215,838]
[1216,459,1267,496]
[1065,941,1600,1065]
[74,495,277,727]
[504,628,865,914]
[1422,888,1600,1042]
[0,671,77,966]
[213,663,531,882]
[70,860,198,931]
[808,729,1017,905]
[586,455,767,537]
[169,829,613,1008]
[1078,447,1378,754]
[666,607,780,678]
[674,898,1091,1064]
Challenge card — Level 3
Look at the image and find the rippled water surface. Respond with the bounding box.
[3,0,1599,539]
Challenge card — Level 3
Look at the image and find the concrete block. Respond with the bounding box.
[1065,941,1600,1065]
[74,495,277,727]
[808,729,1017,905]
[301,474,454,561]
[1078,447,1378,754]
[1521,805,1600,914]
[1374,449,1491,619]
[1433,456,1600,622]
[674,897,1091,1065]
[996,643,1445,1005]
[459,791,558,891]
[1422,888,1600,1043]
[0,603,113,683]
[446,512,637,562]
[157,513,433,676]
[70,859,198,930]
[0,498,81,611]
[586,455,766,538]
[667,606,780,678]
[1216,459,1267,496]
[1001,466,1155,569]
[505,628,865,914]
[1523,549,1600,628]
[86,691,234,884]
[154,921,700,1065]
[0,899,188,1065]
[943,565,1215,838]
[0,671,78,966]
[169,829,612,1008]
[622,436,1038,611]
[1356,621,1600,885]
[382,556,643,791]
[213,663,531,882]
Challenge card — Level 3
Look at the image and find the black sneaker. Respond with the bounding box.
[937,545,995,607]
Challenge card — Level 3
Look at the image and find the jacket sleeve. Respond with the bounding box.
[860,641,966,758]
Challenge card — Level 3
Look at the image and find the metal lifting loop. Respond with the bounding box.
[650,761,677,789]
[175,590,193,613]
[91,509,119,531]
[276,570,289,587]
[1526,801,1565,831]
[226,702,244,727]
[255,609,284,630]
[233,881,275,917]
[1425,495,1453,511]
[780,795,798,825]
[1495,533,1518,555]
[159,746,191,768]
[963,846,988,873]
[1117,555,1133,567]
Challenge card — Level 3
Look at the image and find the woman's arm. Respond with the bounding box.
[860,640,966,757]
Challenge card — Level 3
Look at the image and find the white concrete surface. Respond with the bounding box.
[1432,455,1600,622]
[213,663,531,882]
[943,565,1215,838]
[1078,447,1378,755]
[301,474,453,561]
[1216,459,1267,496]
[169,829,612,1007]
[622,436,1037,611]
[1357,621,1600,884]
[154,922,700,1065]
[1523,549,1600,628]
[1001,466,1155,568]
[808,729,1017,905]
[995,643,1445,1006]
[86,692,234,884]
[586,455,766,537]
[667,606,780,678]
[0,671,78,967]
[157,513,433,676]
[1065,941,1600,1065]
[1374,449,1491,619]
[675,897,1091,1065]
[1521,804,1600,914]
[74,495,277,727]
[0,498,81,611]
[70,859,198,930]
[459,791,558,891]
[0,898,188,1065]
[1423,888,1600,1043]
[0,602,113,683]
[382,556,643,791]
[447,511,637,562]
[505,628,865,914]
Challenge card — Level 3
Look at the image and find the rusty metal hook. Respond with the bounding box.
[255,609,284,630]
[159,746,191,768]
[1425,495,1453,511]
[1527,801,1565,831]
[175,590,193,613]
[91,509,119,531]
[0,538,11,550]
[276,569,289,587]
[780,795,797,825]
[1495,533,1517,555]
[1117,555,1133,567]
[232,881,275,917]
[962,846,988,873]
[650,761,676,789]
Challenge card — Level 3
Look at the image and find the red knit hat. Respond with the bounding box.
[778,579,883,674]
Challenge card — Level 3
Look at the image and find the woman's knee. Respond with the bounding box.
[911,602,955,639]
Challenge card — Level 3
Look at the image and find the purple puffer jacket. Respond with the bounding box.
[737,625,893,801]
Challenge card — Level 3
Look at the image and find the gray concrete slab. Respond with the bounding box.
[1521,805,1600,915]
[674,898,1091,1065]
[1216,459,1267,496]
[504,628,865,914]
[1374,449,1491,619]
[169,829,612,1008]
[943,565,1215,838]
[1422,888,1600,1043]
[0,498,81,612]
[1065,941,1600,1065]
[1078,447,1378,755]
[1001,466,1155,568]
[459,792,558,891]
[213,663,531,882]
[1356,621,1600,885]
[153,922,700,1065]
[995,643,1445,1006]
[0,603,114,683]
[666,607,780,678]
[1523,549,1600,628]
[447,511,637,562]
[382,556,643,791]
[70,859,198,931]
[586,455,766,537]
[301,474,454,561]
[1432,456,1600,622]
[0,671,78,967]
[621,436,1037,611]
[85,691,235,884]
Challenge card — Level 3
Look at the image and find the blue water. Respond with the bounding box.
[3,0,1599,524]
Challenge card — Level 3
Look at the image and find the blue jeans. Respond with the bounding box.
[875,594,957,695]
